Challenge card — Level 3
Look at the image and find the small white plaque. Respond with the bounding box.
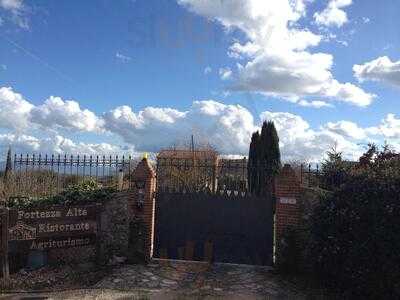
[279,197,297,204]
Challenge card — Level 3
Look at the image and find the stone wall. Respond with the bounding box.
[47,191,132,265]
[47,158,156,266]
[101,191,132,258]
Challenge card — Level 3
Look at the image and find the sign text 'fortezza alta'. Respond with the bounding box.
[8,205,100,252]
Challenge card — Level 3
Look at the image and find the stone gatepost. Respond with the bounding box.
[274,164,302,261]
[129,157,156,262]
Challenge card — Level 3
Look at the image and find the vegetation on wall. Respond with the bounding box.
[319,145,352,190]
[308,144,400,298]
[7,179,116,208]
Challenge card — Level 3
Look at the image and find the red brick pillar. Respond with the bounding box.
[275,164,302,253]
[131,157,156,261]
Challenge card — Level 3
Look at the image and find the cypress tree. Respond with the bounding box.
[248,131,260,193]
[4,147,12,181]
[247,121,281,195]
[259,122,269,194]
[264,121,281,194]
[259,121,281,195]
[264,121,281,177]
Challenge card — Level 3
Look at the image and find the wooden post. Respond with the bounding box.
[1,207,9,283]
[95,204,105,266]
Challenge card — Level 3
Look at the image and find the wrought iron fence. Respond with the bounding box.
[299,163,348,189]
[300,163,322,187]
[156,157,255,193]
[2,154,139,199]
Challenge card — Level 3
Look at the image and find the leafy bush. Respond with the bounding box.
[309,157,400,298]
[320,146,352,191]
[8,179,116,208]
[275,227,302,274]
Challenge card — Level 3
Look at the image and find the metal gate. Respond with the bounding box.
[154,191,273,266]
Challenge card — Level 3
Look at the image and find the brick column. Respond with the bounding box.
[131,157,156,261]
[275,164,302,253]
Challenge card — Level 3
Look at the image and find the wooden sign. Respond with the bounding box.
[8,205,101,253]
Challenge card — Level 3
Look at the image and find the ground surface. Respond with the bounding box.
[0,259,320,299]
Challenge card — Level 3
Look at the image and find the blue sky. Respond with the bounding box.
[1,0,400,161]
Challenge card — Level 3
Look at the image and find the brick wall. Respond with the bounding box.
[130,157,156,262]
[275,164,302,252]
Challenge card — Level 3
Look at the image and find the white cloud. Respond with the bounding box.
[0,87,33,130]
[204,66,212,75]
[0,0,28,29]
[298,100,333,108]
[367,114,400,139]
[103,100,256,154]
[178,0,374,107]
[116,52,132,63]
[0,133,131,155]
[219,67,232,80]
[353,56,400,87]
[362,17,370,24]
[314,0,352,28]
[323,120,367,140]
[30,96,104,133]
[259,111,364,161]
[0,0,23,11]
[1,86,399,161]
[337,40,348,47]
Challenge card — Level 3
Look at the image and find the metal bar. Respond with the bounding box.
[89,155,92,178]
[70,155,73,186]
[57,154,60,193]
[83,155,86,178]
[63,154,67,190]
[76,155,80,179]
[95,155,99,182]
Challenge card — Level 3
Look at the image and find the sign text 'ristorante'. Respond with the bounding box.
[8,205,101,252]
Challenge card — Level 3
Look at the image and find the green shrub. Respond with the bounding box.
[275,227,302,274]
[8,179,116,208]
[309,158,400,298]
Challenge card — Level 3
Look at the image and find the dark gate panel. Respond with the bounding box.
[154,192,273,266]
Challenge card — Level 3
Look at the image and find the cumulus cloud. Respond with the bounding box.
[0,0,23,11]
[177,0,374,107]
[298,100,333,108]
[103,100,256,154]
[353,56,400,87]
[367,114,400,139]
[30,96,104,133]
[1,86,399,161]
[0,87,33,130]
[314,0,352,28]
[0,0,29,29]
[0,133,131,155]
[259,111,364,161]
[323,120,367,140]
[219,67,232,80]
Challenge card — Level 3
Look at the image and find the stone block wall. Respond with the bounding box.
[101,191,132,258]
